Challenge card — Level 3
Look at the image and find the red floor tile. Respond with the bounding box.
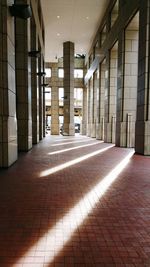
[0,135,150,267]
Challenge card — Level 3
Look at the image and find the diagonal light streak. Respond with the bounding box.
[41,144,114,177]
[51,139,96,146]
[48,141,103,155]
[13,149,134,267]
[54,137,87,142]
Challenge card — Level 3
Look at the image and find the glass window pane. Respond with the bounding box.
[100,24,106,46]
[45,88,51,105]
[58,68,64,78]
[59,87,64,106]
[74,88,83,107]
[45,68,51,77]
[111,0,119,28]
[74,69,83,78]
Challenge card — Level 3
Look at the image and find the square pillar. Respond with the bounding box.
[15,0,32,151]
[87,78,92,136]
[31,17,39,144]
[0,0,17,167]
[63,41,75,136]
[51,86,59,135]
[38,53,43,140]
[97,61,105,140]
[135,1,150,155]
[81,86,87,135]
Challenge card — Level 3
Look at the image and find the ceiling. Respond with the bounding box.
[41,0,109,62]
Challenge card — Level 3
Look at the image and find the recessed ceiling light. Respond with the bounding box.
[57,33,60,36]
[57,15,60,19]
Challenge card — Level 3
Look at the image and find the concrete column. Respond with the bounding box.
[31,17,39,144]
[116,32,124,147]
[135,1,150,155]
[104,46,118,144]
[108,44,118,143]
[43,60,46,138]
[38,53,43,140]
[87,78,92,136]
[123,25,138,147]
[96,67,100,139]
[51,64,59,135]
[51,86,59,134]
[15,0,32,151]
[116,14,139,148]
[63,41,75,136]
[97,61,105,140]
[91,71,97,138]
[81,87,87,135]
[104,55,111,143]
[0,0,18,167]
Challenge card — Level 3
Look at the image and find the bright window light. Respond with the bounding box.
[45,68,51,77]
[74,69,83,78]
[59,87,64,106]
[45,88,51,100]
[13,149,134,267]
[58,68,64,78]
[74,88,83,107]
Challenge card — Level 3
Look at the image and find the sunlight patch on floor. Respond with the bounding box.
[51,139,97,146]
[13,149,134,267]
[41,144,114,177]
[48,141,103,155]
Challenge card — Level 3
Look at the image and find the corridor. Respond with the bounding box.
[0,135,150,267]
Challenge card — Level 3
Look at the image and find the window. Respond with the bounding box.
[58,68,64,78]
[74,88,83,107]
[59,87,64,106]
[100,24,107,47]
[93,40,99,60]
[45,87,51,106]
[89,54,93,67]
[45,68,51,78]
[111,0,119,28]
[74,69,83,78]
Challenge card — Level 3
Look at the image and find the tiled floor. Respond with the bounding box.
[0,135,150,267]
